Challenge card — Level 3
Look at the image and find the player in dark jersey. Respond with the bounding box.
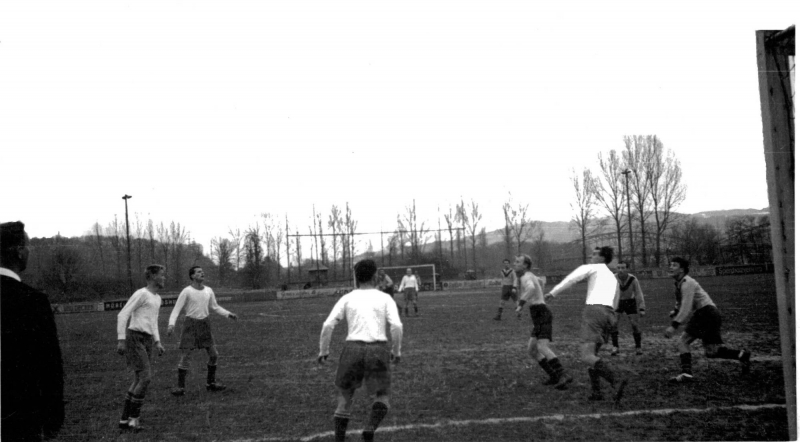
[664,257,751,382]
[611,262,645,355]
[494,259,520,320]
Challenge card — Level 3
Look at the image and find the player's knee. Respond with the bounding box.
[374,393,390,409]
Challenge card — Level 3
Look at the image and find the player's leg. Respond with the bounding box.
[610,311,621,355]
[672,332,697,382]
[629,313,643,355]
[413,289,419,316]
[206,345,226,391]
[495,286,510,320]
[172,348,193,396]
[527,337,554,384]
[362,343,392,442]
[581,306,626,401]
[121,332,152,431]
[403,289,410,317]
[698,307,751,374]
[334,388,356,442]
[333,342,365,442]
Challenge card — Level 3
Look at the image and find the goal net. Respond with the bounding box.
[380,264,437,291]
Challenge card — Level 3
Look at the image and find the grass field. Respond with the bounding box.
[53,273,790,441]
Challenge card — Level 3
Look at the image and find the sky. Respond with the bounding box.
[0,0,793,260]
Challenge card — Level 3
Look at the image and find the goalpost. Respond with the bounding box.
[380,264,437,291]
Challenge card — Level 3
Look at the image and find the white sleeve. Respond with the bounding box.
[386,299,404,356]
[550,265,592,297]
[319,298,346,356]
[117,291,144,340]
[208,288,232,317]
[168,289,189,327]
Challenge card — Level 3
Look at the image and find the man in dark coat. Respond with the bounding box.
[1,221,65,441]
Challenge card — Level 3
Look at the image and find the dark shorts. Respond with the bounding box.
[685,305,724,345]
[529,304,553,340]
[500,285,518,302]
[403,288,417,302]
[616,299,638,315]
[335,341,391,395]
[179,317,215,350]
[581,305,617,344]
[125,330,154,373]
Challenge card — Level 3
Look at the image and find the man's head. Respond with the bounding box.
[355,259,378,285]
[0,221,29,273]
[503,258,511,269]
[670,257,690,278]
[514,254,533,274]
[189,266,204,282]
[378,269,385,276]
[592,246,614,264]
[406,268,412,275]
[617,261,629,275]
[145,264,167,289]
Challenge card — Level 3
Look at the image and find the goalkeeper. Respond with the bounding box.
[493,259,521,320]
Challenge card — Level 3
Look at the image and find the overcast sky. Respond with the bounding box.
[0,0,792,259]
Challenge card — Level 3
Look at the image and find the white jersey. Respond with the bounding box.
[117,288,162,341]
[398,275,419,291]
[168,285,231,327]
[319,288,404,356]
[550,263,619,308]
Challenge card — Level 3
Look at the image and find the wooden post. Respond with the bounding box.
[756,26,795,440]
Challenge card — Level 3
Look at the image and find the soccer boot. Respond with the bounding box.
[669,373,694,383]
[635,348,643,356]
[739,350,751,375]
[206,382,227,392]
[493,314,501,321]
[362,429,375,442]
[554,373,573,390]
[118,420,130,431]
[171,387,186,397]
[610,346,619,356]
[541,376,559,386]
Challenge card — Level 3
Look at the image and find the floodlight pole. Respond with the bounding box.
[122,195,133,294]
[621,169,635,270]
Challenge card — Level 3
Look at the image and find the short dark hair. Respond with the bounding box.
[145,264,165,281]
[354,260,378,284]
[502,259,510,264]
[516,254,533,270]
[618,261,629,268]
[671,257,690,274]
[0,221,26,266]
[595,246,614,264]
[189,266,202,279]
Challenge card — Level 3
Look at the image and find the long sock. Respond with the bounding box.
[588,368,602,393]
[404,307,409,316]
[593,359,616,385]
[367,402,389,432]
[548,358,566,378]
[680,352,692,375]
[129,394,145,419]
[538,358,557,380]
[714,347,741,360]
[207,364,217,385]
[414,305,418,314]
[120,391,134,422]
[496,307,503,317]
[178,368,188,389]
[333,413,350,442]
[611,332,619,348]
[633,332,642,349]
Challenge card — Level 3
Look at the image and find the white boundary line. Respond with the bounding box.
[228,403,786,442]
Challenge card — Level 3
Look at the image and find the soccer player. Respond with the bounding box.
[545,246,628,402]
[397,268,420,317]
[494,258,520,321]
[663,257,751,382]
[1,221,64,442]
[116,264,167,432]
[611,261,646,356]
[514,254,571,389]
[377,269,394,298]
[168,266,238,396]
[318,259,403,442]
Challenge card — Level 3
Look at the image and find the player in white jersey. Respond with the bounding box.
[168,266,238,396]
[397,268,420,317]
[116,265,166,432]
[318,259,403,442]
[493,259,520,321]
[514,255,572,389]
[664,257,751,382]
[546,246,628,402]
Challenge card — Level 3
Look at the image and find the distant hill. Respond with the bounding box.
[418,208,769,251]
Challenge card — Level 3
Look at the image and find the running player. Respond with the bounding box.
[116,265,167,432]
[664,257,751,382]
[494,259,520,321]
[514,254,571,389]
[611,261,645,356]
[168,266,238,396]
[397,268,419,317]
[318,259,403,442]
[545,246,628,402]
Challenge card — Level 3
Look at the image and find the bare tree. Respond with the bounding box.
[92,221,107,274]
[228,228,243,272]
[594,149,628,262]
[328,205,342,279]
[344,203,358,273]
[458,199,482,271]
[146,219,156,263]
[623,135,655,266]
[646,137,687,267]
[502,197,514,258]
[285,214,292,283]
[509,201,533,254]
[107,215,124,282]
[243,224,263,289]
[443,205,456,263]
[157,222,172,279]
[133,213,144,277]
[396,215,406,261]
[570,168,599,264]
[170,221,188,286]
[211,237,234,285]
[295,227,303,276]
